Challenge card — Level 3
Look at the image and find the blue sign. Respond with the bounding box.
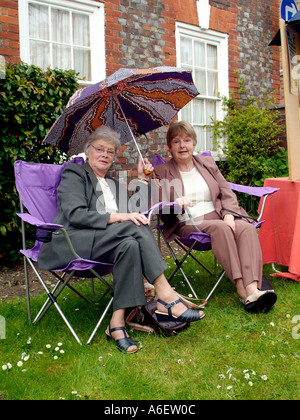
[281,0,298,21]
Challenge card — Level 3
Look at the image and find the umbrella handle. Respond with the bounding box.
[114,96,161,187]
[115,95,147,166]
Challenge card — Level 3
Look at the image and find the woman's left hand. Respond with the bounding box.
[224,214,235,232]
[108,212,150,226]
[137,157,153,181]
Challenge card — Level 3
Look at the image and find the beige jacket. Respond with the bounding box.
[153,155,249,241]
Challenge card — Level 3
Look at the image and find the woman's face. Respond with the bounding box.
[86,138,116,177]
[168,130,196,165]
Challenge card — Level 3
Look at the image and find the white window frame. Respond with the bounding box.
[176,22,229,154]
[19,0,105,84]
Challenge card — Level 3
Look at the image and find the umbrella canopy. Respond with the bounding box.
[43,66,199,157]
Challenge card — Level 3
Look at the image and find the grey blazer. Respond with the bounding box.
[38,161,150,270]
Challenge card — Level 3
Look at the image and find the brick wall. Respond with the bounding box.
[0,0,286,171]
[0,0,19,63]
[104,0,178,175]
[209,0,281,103]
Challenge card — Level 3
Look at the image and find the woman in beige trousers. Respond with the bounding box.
[153,121,277,313]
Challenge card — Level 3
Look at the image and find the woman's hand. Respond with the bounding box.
[223,214,235,232]
[108,212,150,226]
[137,157,153,181]
[175,196,193,208]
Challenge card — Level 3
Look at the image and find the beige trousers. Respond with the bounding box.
[175,211,263,289]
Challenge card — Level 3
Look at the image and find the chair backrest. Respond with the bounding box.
[14,157,84,222]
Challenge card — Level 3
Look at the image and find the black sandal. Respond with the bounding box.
[155,298,205,323]
[105,325,138,354]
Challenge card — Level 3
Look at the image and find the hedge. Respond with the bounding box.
[0,62,79,267]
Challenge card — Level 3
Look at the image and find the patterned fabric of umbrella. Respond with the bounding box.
[43,66,199,156]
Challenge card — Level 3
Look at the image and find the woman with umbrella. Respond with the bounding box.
[153,120,277,314]
[38,125,205,353]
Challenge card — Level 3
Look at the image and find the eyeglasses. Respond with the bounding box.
[171,137,194,147]
[90,144,115,157]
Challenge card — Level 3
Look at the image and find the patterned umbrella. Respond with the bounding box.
[43,66,199,161]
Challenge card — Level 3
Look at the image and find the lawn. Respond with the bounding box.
[0,251,299,401]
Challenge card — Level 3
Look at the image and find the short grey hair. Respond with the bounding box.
[84,126,121,155]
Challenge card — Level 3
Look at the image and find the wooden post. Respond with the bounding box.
[280,18,300,181]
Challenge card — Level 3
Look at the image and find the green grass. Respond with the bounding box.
[0,251,299,400]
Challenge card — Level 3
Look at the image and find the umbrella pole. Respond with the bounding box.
[115,96,146,166]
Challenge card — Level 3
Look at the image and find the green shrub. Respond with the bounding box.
[0,62,79,267]
[210,77,288,216]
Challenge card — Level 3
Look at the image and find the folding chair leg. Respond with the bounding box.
[51,298,82,345]
[33,271,75,324]
[87,296,114,344]
[164,238,199,299]
[174,239,214,276]
[25,258,82,344]
[23,256,32,323]
[205,270,226,302]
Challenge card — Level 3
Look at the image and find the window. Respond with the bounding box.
[19,0,105,84]
[176,23,228,153]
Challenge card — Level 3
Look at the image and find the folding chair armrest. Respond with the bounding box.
[17,213,63,230]
[227,182,279,198]
[17,213,86,259]
[157,201,206,234]
[143,201,165,222]
[159,201,182,215]
[227,183,279,223]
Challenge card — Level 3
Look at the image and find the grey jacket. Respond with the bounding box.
[38,161,150,270]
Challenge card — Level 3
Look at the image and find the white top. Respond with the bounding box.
[177,167,215,222]
[97,177,119,213]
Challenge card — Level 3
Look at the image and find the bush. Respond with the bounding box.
[210,77,288,216]
[0,62,79,267]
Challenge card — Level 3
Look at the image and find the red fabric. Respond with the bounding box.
[259,178,300,283]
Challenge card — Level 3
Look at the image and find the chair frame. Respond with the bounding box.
[15,159,115,345]
[152,153,279,302]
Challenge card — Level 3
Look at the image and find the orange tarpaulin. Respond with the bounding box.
[259,177,300,283]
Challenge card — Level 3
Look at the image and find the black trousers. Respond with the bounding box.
[90,222,167,311]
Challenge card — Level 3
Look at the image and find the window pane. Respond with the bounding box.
[195,68,206,95]
[74,48,91,80]
[29,4,49,40]
[205,127,214,150]
[207,44,217,69]
[206,100,216,150]
[180,36,192,65]
[193,99,204,124]
[194,126,205,151]
[52,44,71,70]
[207,71,218,97]
[181,101,192,121]
[73,13,90,47]
[206,99,216,124]
[30,40,50,70]
[51,9,70,44]
[194,41,205,67]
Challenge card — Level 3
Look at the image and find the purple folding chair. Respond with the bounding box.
[14,158,114,344]
[152,152,279,302]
